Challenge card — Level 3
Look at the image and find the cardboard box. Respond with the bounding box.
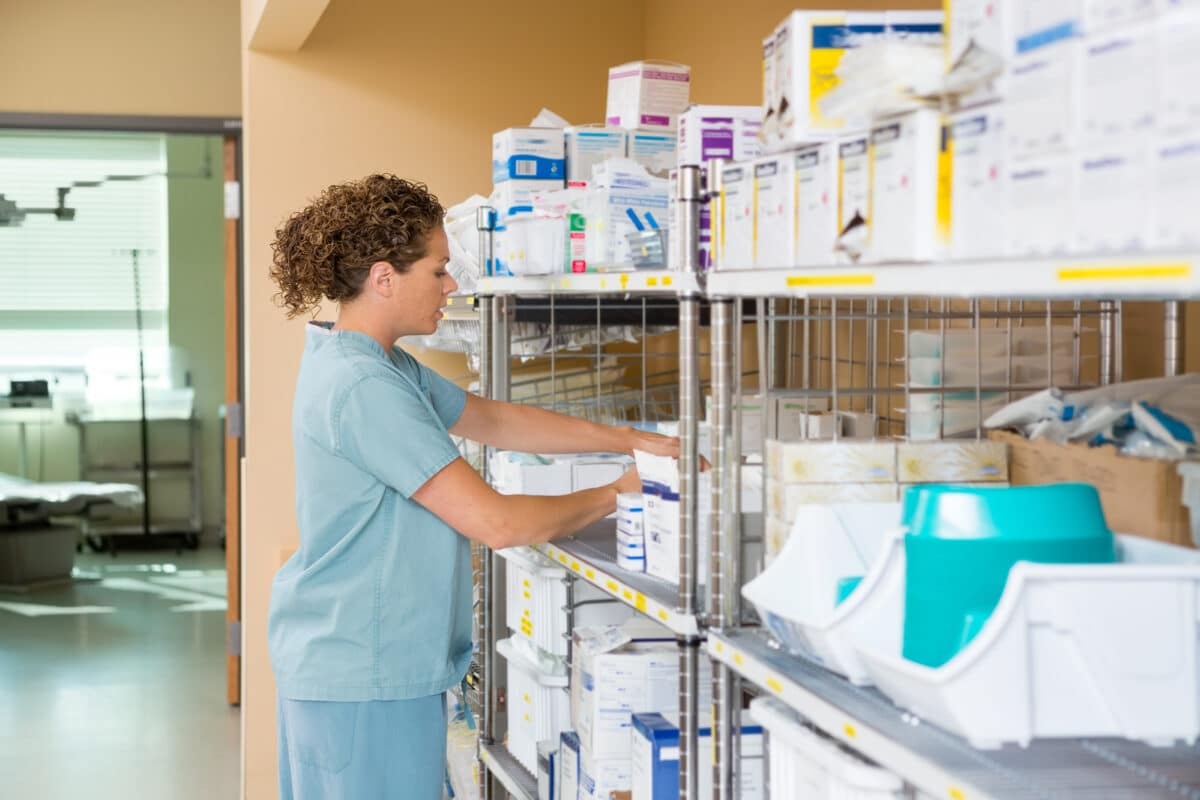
[753,155,797,268]
[950,105,1007,260]
[837,410,878,439]
[627,131,678,177]
[1151,136,1200,249]
[1005,153,1074,256]
[565,127,628,187]
[580,748,631,800]
[990,430,1197,548]
[767,479,900,524]
[677,105,762,166]
[1073,143,1153,254]
[866,109,947,262]
[1158,8,1200,135]
[1080,23,1157,148]
[718,161,754,270]
[631,713,764,800]
[836,133,871,261]
[793,142,839,266]
[774,396,832,440]
[897,440,1009,483]
[1006,38,1082,159]
[494,127,566,184]
[798,412,842,440]
[606,61,691,132]
[772,439,898,484]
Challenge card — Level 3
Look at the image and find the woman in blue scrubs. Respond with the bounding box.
[266,174,678,799]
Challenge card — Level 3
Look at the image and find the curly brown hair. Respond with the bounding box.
[269,174,445,318]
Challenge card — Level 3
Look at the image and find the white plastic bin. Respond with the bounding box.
[742,503,903,685]
[749,697,909,799]
[501,547,635,659]
[857,535,1200,749]
[499,638,571,775]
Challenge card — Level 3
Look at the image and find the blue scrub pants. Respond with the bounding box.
[277,694,447,800]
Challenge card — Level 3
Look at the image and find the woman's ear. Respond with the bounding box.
[366,260,395,297]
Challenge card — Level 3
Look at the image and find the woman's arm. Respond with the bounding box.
[413,457,642,550]
[450,393,679,457]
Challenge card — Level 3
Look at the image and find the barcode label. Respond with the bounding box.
[515,160,537,176]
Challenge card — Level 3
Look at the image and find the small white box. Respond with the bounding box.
[627,131,678,176]
[1006,39,1082,159]
[1158,9,1200,135]
[677,105,763,166]
[606,61,691,132]
[1005,153,1074,256]
[1084,0,1158,31]
[560,732,582,800]
[837,410,878,439]
[798,412,842,440]
[565,127,628,187]
[491,452,573,495]
[836,133,871,261]
[866,109,948,263]
[753,155,797,268]
[1080,24,1157,148]
[1073,144,1153,254]
[718,161,754,270]
[950,105,1008,260]
[774,396,831,440]
[579,749,631,800]
[572,457,630,492]
[1151,136,1200,249]
[493,127,566,184]
[793,142,839,267]
[492,181,566,219]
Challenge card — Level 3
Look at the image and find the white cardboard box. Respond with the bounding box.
[627,131,678,176]
[560,731,582,800]
[1005,153,1074,256]
[1073,143,1153,254]
[1152,136,1200,249]
[606,61,691,132]
[1006,38,1082,159]
[1012,0,1084,52]
[950,104,1007,260]
[867,109,947,263]
[718,161,755,270]
[753,155,797,268]
[896,439,1009,483]
[775,396,832,441]
[677,105,762,166]
[565,127,628,187]
[493,127,566,184]
[771,439,898,484]
[793,142,839,267]
[947,0,1012,66]
[1080,23,1157,148]
[836,133,871,261]
[579,748,632,800]
[1158,8,1200,135]
[1084,0,1158,31]
[492,180,567,219]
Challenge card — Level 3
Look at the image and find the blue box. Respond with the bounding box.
[494,127,566,183]
[559,731,581,800]
[631,713,765,800]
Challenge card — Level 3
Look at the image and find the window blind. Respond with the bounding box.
[0,130,169,369]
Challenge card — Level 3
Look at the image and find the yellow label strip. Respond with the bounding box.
[949,788,966,800]
[843,723,857,739]
[785,273,876,288]
[605,579,619,593]
[766,676,783,694]
[1057,263,1191,282]
[634,593,647,612]
[585,568,596,580]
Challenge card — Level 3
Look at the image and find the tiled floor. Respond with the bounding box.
[0,545,240,799]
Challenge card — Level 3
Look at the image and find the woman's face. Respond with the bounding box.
[391,226,457,336]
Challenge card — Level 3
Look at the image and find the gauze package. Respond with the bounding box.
[793,142,839,266]
[1073,144,1153,254]
[1005,153,1074,256]
[718,162,754,270]
[835,133,871,263]
[493,127,566,184]
[565,126,628,187]
[606,61,692,131]
[950,104,1007,260]
[866,109,948,262]
[627,131,678,177]
[677,105,763,166]
[753,155,797,269]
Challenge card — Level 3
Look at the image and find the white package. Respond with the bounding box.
[1005,153,1074,256]
[1006,39,1082,159]
[1084,0,1158,31]
[606,61,691,132]
[950,105,1007,260]
[946,0,1012,71]
[1152,136,1200,249]
[1080,23,1156,148]
[565,126,628,187]
[1073,144,1152,254]
[585,164,670,267]
[560,732,582,800]
[793,142,839,267]
[836,133,871,262]
[677,105,763,166]
[491,451,573,495]
[627,131,678,177]
[1159,9,1200,134]
[718,161,754,270]
[579,749,631,800]
[492,180,566,219]
[866,109,947,263]
[572,456,630,491]
[493,127,566,184]
[753,155,797,269]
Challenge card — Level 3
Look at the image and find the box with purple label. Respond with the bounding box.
[606,61,691,132]
[677,105,763,166]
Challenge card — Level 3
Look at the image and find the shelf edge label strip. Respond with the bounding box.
[1057,263,1191,282]
[784,273,876,288]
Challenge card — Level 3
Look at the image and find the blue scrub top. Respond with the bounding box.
[269,322,471,701]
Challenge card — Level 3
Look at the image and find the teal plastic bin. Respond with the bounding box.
[901,483,1116,668]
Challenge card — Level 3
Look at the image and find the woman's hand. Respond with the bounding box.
[622,427,680,458]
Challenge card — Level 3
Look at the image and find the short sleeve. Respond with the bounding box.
[336,375,462,498]
[418,361,468,430]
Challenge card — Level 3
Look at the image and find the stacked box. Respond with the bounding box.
[677,105,763,166]
[606,61,691,132]
[866,109,949,263]
[616,492,645,573]
[631,713,764,800]
[565,126,628,187]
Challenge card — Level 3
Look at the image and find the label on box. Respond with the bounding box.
[951,107,1007,260]
[754,156,796,268]
[719,163,755,269]
[794,143,838,266]
[837,135,870,249]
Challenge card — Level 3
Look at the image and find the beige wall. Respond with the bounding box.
[240,2,642,795]
[0,0,240,117]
